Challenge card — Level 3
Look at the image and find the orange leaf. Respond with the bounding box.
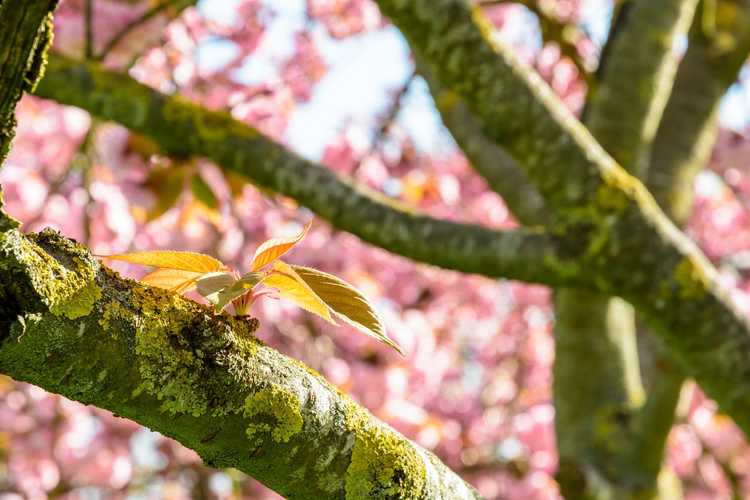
[140,268,203,293]
[100,250,226,273]
[291,265,402,354]
[260,260,335,324]
[250,222,311,272]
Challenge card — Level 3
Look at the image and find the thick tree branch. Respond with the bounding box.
[33,54,577,288]
[586,0,699,177]
[373,0,750,437]
[0,0,57,162]
[0,227,482,500]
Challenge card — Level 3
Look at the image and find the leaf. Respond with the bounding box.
[100,250,226,273]
[250,222,311,272]
[260,261,336,324]
[140,268,203,293]
[190,173,220,211]
[292,265,402,354]
[196,271,236,302]
[211,272,264,312]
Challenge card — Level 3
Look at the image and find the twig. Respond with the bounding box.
[95,0,194,62]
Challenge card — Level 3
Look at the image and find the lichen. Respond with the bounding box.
[22,12,53,92]
[344,402,426,500]
[243,385,303,444]
[97,276,260,418]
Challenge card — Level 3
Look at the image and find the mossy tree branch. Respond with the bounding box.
[0,227,482,500]
[33,54,579,288]
[373,0,750,440]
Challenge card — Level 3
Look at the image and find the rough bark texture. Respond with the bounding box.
[0,226,482,500]
[0,0,57,162]
[34,54,578,287]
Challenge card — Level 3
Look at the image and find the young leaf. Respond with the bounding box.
[211,272,264,312]
[291,265,402,354]
[250,222,311,272]
[100,251,226,273]
[260,261,336,324]
[195,271,236,303]
[140,268,203,292]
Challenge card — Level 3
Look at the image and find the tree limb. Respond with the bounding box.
[0,226,482,500]
[0,0,58,162]
[648,0,750,223]
[33,54,578,288]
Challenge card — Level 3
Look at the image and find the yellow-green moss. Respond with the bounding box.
[344,402,426,500]
[97,278,261,418]
[243,385,303,444]
[0,230,101,320]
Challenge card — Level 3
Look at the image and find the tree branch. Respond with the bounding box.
[648,0,750,223]
[0,0,58,163]
[33,54,577,288]
[0,226,482,499]
[373,0,750,438]
[418,61,550,226]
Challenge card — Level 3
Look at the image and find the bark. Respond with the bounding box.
[648,0,750,223]
[0,226,482,500]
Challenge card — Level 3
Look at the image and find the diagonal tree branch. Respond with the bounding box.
[373,0,750,438]
[418,61,551,227]
[648,0,750,223]
[33,54,578,288]
[0,226,481,499]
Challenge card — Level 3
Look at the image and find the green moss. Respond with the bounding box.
[243,385,303,444]
[0,230,101,320]
[98,278,260,418]
[344,403,426,500]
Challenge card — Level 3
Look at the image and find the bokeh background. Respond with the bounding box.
[3,0,750,498]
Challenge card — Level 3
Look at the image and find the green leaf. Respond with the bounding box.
[196,271,236,303]
[145,167,184,221]
[212,272,263,312]
[291,265,402,354]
